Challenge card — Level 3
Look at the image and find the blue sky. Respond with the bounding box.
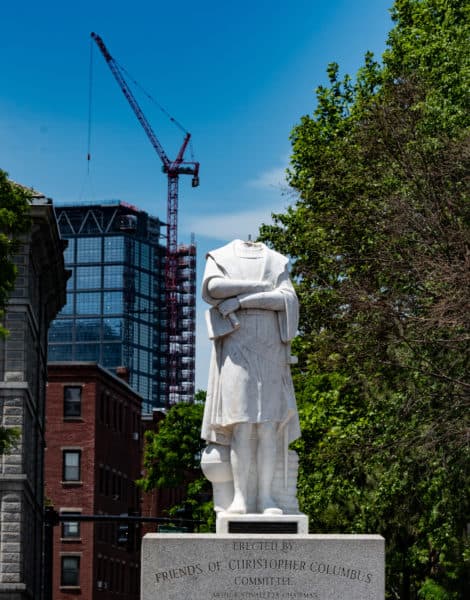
[1,0,393,389]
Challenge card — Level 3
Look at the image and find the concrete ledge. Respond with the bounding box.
[141,533,385,600]
[0,582,27,590]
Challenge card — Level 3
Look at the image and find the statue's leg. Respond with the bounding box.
[226,422,253,514]
[257,422,283,514]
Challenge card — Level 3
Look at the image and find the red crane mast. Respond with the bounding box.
[91,32,199,407]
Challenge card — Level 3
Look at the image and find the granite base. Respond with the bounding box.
[141,533,385,600]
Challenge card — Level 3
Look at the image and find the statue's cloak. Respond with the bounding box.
[201,240,301,446]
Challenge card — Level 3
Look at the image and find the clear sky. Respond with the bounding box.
[1,0,393,390]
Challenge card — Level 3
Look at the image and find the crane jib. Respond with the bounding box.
[90,31,200,408]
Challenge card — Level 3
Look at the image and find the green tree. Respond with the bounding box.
[0,169,32,338]
[0,427,20,455]
[138,400,214,530]
[259,1,469,597]
[0,169,31,455]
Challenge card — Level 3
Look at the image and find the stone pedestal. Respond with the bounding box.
[216,513,309,534]
[141,533,385,600]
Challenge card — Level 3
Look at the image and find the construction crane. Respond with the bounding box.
[91,32,200,407]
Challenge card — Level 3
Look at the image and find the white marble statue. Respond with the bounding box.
[200,239,301,515]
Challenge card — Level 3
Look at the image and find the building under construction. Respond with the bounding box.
[171,242,196,403]
[48,200,196,412]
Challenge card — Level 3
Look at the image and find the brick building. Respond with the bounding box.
[45,362,143,599]
[0,194,67,599]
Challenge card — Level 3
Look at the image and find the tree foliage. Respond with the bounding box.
[0,169,32,338]
[0,169,31,455]
[139,402,205,490]
[259,1,469,597]
[138,399,214,529]
[0,427,20,456]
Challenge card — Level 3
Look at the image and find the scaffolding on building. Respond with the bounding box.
[168,239,196,404]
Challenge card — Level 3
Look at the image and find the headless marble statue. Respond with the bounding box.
[201,239,301,515]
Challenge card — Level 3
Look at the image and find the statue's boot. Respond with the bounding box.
[258,496,283,515]
[226,493,247,514]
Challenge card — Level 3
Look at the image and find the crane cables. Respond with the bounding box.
[116,60,197,163]
[88,35,195,163]
[87,36,94,173]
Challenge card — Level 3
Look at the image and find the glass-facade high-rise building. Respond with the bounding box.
[48,200,195,412]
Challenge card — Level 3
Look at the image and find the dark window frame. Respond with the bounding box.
[61,555,80,587]
[61,513,81,539]
[63,450,81,482]
[63,386,82,418]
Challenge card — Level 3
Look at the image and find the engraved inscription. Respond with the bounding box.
[152,541,374,595]
[142,534,384,600]
[212,593,318,599]
[232,542,293,552]
[155,563,204,583]
[228,558,305,571]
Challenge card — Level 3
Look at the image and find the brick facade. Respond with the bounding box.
[45,363,142,600]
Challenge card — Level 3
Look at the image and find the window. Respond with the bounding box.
[49,345,69,361]
[139,271,150,295]
[76,292,101,315]
[138,296,150,316]
[49,320,73,343]
[140,243,150,268]
[64,387,81,418]
[139,349,149,370]
[103,318,122,341]
[102,343,122,367]
[104,236,124,262]
[139,323,150,346]
[63,238,75,263]
[66,268,74,291]
[61,513,81,539]
[61,556,80,587]
[76,344,100,361]
[77,237,101,262]
[63,450,81,482]
[76,266,101,289]
[76,318,100,341]
[104,265,123,288]
[59,293,74,316]
[103,291,123,315]
[132,242,140,264]
[138,376,149,399]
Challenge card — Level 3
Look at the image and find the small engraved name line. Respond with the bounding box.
[212,592,318,599]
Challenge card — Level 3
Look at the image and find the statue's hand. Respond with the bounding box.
[218,297,241,317]
[258,280,274,292]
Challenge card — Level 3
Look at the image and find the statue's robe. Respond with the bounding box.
[201,240,300,447]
